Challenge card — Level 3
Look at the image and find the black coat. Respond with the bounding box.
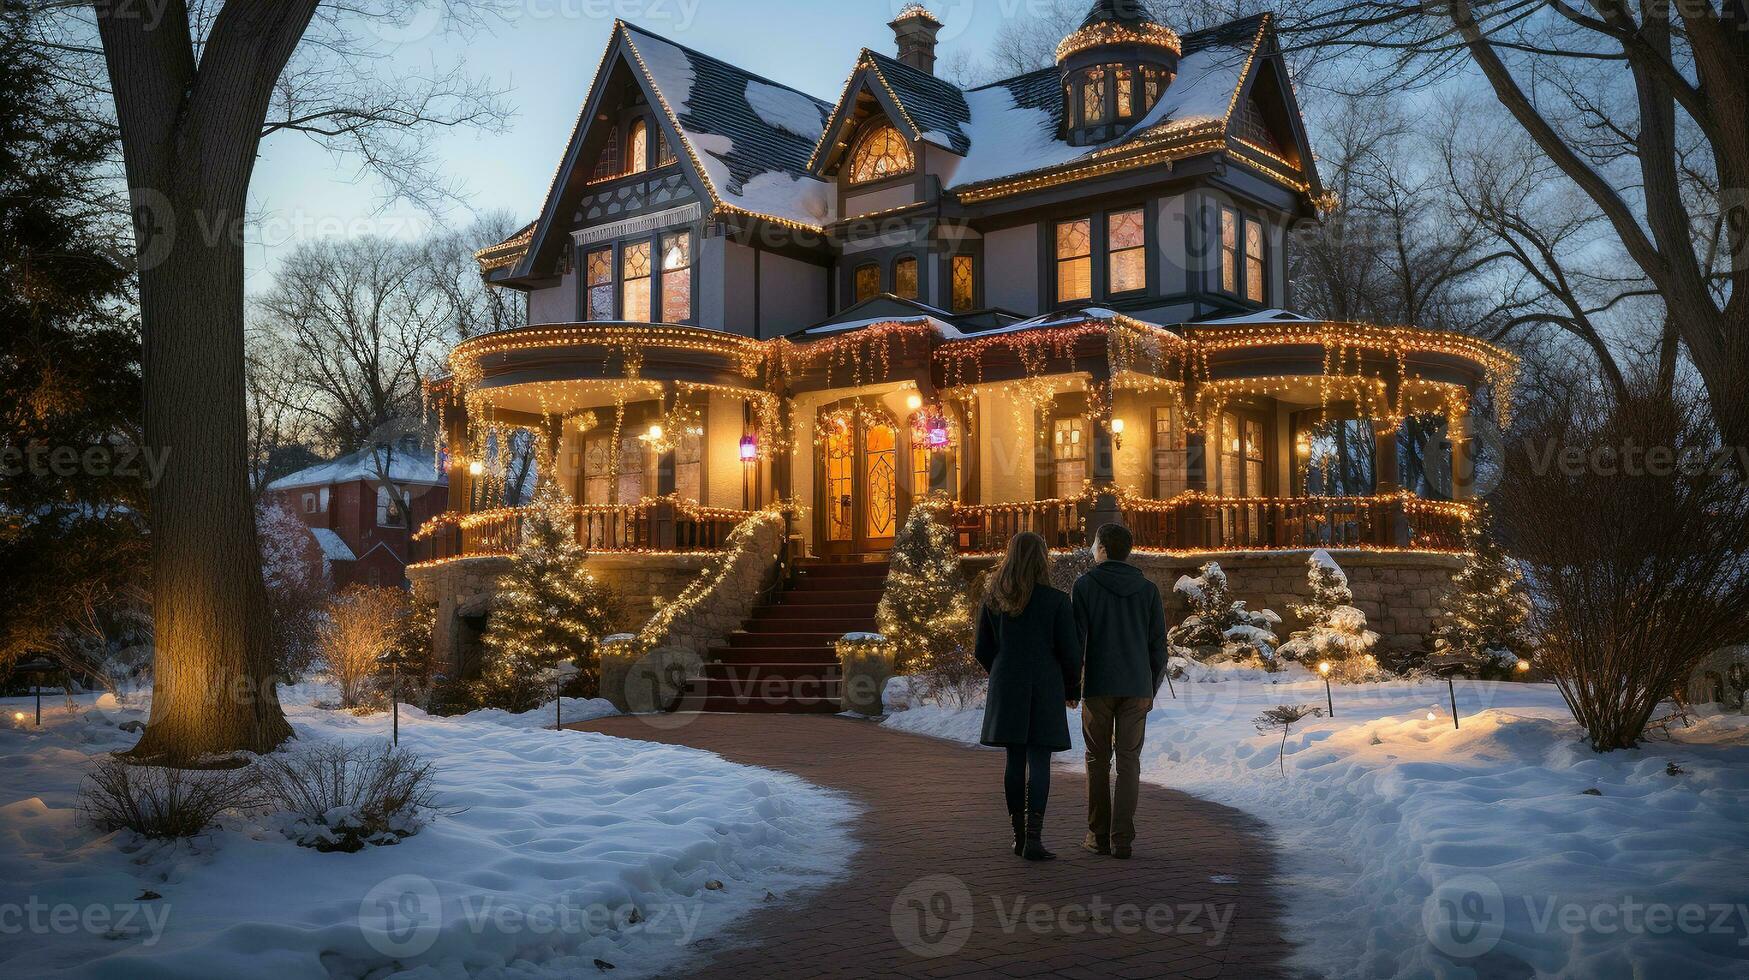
[1072,561,1168,698]
[974,586,1083,750]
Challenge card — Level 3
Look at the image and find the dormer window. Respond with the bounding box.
[628,119,649,174]
[847,122,914,184]
[1080,67,1108,126]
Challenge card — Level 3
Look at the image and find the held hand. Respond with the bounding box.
[1066,699,1080,710]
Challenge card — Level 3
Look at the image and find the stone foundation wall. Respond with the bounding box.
[409,552,717,676]
[636,514,785,660]
[1131,550,1463,655]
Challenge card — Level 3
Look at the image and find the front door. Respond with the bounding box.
[817,402,901,556]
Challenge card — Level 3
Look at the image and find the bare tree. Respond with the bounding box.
[88,0,508,761]
[1497,373,1749,750]
[1288,0,1749,448]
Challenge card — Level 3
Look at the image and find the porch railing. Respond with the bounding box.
[948,492,1473,554]
[412,501,753,564]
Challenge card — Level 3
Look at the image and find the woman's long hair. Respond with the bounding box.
[984,531,1052,616]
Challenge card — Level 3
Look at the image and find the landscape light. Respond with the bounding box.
[1318,661,1333,716]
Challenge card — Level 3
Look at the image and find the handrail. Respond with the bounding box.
[411,500,756,564]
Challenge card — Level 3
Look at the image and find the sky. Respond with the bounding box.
[242,0,1051,293]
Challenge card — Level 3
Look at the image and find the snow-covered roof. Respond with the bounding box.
[267,445,445,491]
[1194,308,1318,325]
[622,23,835,229]
[309,528,356,563]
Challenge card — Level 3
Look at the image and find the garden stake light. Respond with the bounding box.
[1318,661,1334,717]
[15,657,55,727]
[1447,675,1460,730]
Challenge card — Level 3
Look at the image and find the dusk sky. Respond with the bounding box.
[242,0,1028,291]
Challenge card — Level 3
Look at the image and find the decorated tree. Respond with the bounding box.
[1279,550,1382,680]
[877,495,975,675]
[1428,513,1533,678]
[1168,562,1281,665]
[477,482,615,711]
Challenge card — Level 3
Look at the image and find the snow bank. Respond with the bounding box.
[886,668,1749,977]
[0,691,853,978]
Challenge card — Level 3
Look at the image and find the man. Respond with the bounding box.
[1072,522,1167,859]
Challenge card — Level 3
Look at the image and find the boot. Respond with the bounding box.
[1010,813,1025,857]
[1022,811,1055,861]
[1082,833,1110,855]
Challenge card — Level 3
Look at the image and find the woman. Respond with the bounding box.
[974,531,1083,861]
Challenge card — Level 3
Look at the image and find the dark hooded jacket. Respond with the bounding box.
[1072,561,1169,698]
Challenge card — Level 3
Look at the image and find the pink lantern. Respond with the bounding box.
[739,434,759,461]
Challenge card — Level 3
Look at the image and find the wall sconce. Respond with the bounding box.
[1110,417,1125,450]
[739,434,759,461]
[905,392,924,412]
[467,460,484,477]
[644,423,664,442]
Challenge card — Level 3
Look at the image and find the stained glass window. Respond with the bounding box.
[1052,417,1086,498]
[660,231,691,322]
[1117,69,1134,118]
[1220,207,1239,295]
[656,130,677,168]
[586,247,614,320]
[854,263,881,303]
[847,123,914,184]
[1082,68,1108,125]
[864,422,897,538]
[1143,68,1165,112]
[1219,206,1268,302]
[825,419,853,541]
[1056,218,1092,302]
[621,240,651,322]
[893,256,918,300]
[592,126,619,179]
[951,254,975,311]
[628,119,649,174]
[582,434,613,504]
[1108,207,1147,293]
[1245,217,1266,302]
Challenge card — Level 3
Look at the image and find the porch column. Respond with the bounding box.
[1450,415,1476,501]
[1087,420,1121,545]
[1373,417,1409,546]
[652,386,678,550]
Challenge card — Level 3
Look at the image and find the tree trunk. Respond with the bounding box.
[127,183,294,761]
[97,0,321,761]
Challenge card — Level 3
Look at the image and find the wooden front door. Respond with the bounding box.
[817,402,901,556]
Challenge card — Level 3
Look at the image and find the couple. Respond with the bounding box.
[973,523,1166,862]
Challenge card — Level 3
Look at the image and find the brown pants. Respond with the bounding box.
[1082,696,1151,847]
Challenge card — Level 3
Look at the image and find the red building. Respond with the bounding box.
[265,442,448,589]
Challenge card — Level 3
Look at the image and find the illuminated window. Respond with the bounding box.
[1108,207,1147,293]
[847,122,914,184]
[951,254,975,311]
[375,486,409,526]
[1143,67,1166,112]
[1219,206,1267,302]
[621,240,652,321]
[674,418,701,503]
[1052,417,1086,498]
[1152,405,1187,498]
[582,433,613,505]
[628,119,649,174]
[656,130,677,168]
[592,126,619,179]
[1117,69,1134,118]
[854,263,881,303]
[660,231,691,322]
[1055,218,1092,303]
[586,247,614,320]
[893,256,919,300]
[1081,67,1108,125]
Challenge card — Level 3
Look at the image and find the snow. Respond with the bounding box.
[884,668,1749,978]
[268,445,443,492]
[1126,42,1252,135]
[744,80,826,142]
[948,84,1091,189]
[0,687,853,978]
[309,528,356,563]
[1195,307,1318,325]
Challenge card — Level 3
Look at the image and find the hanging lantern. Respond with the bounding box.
[739,434,759,461]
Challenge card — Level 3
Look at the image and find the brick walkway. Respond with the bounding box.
[570,714,1294,979]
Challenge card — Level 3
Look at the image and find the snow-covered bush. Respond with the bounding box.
[258,499,327,681]
[255,741,437,853]
[1278,550,1383,681]
[1168,561,1281,667]
[79,758,257,839]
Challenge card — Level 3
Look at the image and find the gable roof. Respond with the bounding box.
[480,21,837,278]
[268,444,446,492]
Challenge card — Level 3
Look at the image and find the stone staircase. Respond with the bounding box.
[691,558,889,713]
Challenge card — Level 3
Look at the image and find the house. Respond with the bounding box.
[412,4,1515,708]
[265,438,449,589]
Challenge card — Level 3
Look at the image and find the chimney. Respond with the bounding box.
[889,4,943,75]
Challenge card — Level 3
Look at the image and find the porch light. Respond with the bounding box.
[646,423,664,441]
[467,460,485,477]
[906,392,923,412]
[739,434,759,461]
[1110,417,1125,450]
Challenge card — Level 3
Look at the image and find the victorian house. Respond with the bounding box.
[412,3,1514,710]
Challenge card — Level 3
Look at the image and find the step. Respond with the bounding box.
[726,631,843,649]
[772,589,886,605]
[743,615,877,633]
[708,648,840,666]
[703,662,843,681]
[689,675,843,700]
[696,695,842,714]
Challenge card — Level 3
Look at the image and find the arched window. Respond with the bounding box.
[847,122,914,184]
[656,130,677,168]
[854,263,881,303]
[893,255,919,299]
[628,119,649,174]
